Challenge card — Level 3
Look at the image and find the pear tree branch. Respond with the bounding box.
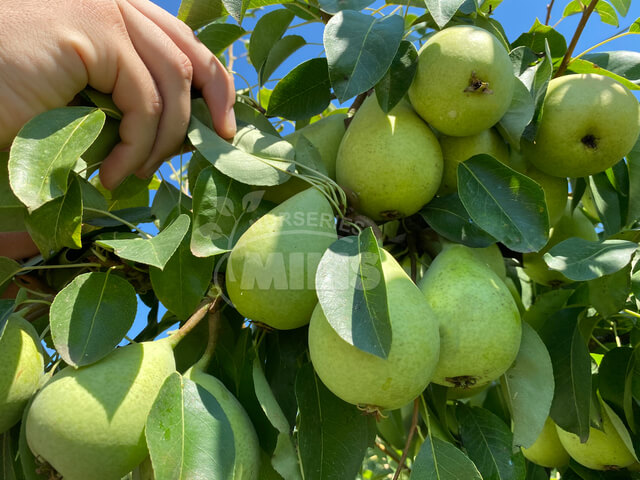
[392,398,420,480]
[545,0,555,25]
[554,0,599,78]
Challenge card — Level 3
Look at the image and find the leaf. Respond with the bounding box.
[49,271,137,368]
[198,23,246,56]
[498,77,535,148]
[24,175,83,259]
[479,0,503,13]
[0,299,15,339]
[260,35,306,86]
[96,214,190,270]
[85,207,153,228]
[600,399,639,462]
[177,0,226,29]
[424,0,468,28]
[629,140,640,225]
[410,435,482,480]
[1,430,21,480]
[458,405,526,480]
[0,153,26,232]
[267,58,332,120]
[0,257,20,295]
[457,154,549,253]
[512,19,567,59]
[523,289,574,332]
[315,229,392,359]
[631,17,640,33]
[567,58,640,91]
[8,107,105,211]
[295,363,376,480]
[419,194,496,248]
[588,172,625,236]
[582,51,640,87]
[502,323,555,449]
[563,0,619,26]
[374,41,418,113]
[223,0,251,23]
[544,238,637,281]
[188,116,295,186]
[146,373,236,480]
[324,12,404,102]
[599,347,633,423]
[249,9,295,71]
[318,0,374,13]
[150,181,192,230]
[540,308,592,441]
[588,265,632,318]
[608,0,630,16]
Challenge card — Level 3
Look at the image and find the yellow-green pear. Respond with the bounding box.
[523,200,597,286]
[308,249,440,410]
[336,94,443,221]
[438,129,509,195]
[0,315,43,434]
[556,405,636,470]
[185,366,260,479]
[225,188,337,330]
[523,74,640,178]
[470,244,506,280]
[419,244,521,388]
[26,338,176,480]
[408,25,515,137]
[521,417,570,468]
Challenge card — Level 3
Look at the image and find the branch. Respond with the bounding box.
[392,398,420,480]
[375,439,411,474]
[345,89,373,128]
[554,0,599,78]
[545,0,555,25]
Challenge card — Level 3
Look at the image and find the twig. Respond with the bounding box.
[554,0,599,78]
[168,297,221,347]
[545,0,555,25]
[392,398,420,480]
[375,439,411,473]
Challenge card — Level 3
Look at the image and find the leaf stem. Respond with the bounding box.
[554,0,599,78]
[392,398,420,480]
[609,319,622,347]
[574,31,637,60]
[624,309,640,319]
[18,263,102,272]
[84,207,153,238]
[590,335,611,352]
[168,297,221,348]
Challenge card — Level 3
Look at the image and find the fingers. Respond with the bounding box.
[0,232,39,261]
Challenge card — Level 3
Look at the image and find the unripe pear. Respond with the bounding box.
[309,249,440,410]
[26,338,176,480]
[408,25,515,136]
[336,94,443,221]
[419,244,521,388]
[226,188,337,330]
[523,74,640,178]
[0,315,43,434]
[470,243,506,280]
[521,417,569,468]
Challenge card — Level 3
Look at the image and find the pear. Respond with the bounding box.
[438,128,510,195]
[408,25,514,137]
[335,94,443,221]
[523,200,597,286]
[25,338,176,480]
[0,315,43,433]
[556,405,636,470]
[308,249,440,410]
[419,244,521,388]
[523,74,640,178]
[185,366,260,479]
[521,417,570,468]
[470,244,506,280]
[225,188,337,330]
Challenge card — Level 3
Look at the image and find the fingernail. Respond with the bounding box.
[225,108,236,138]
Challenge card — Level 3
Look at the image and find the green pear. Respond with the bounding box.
[521,417,569,468]
[185,367,260,479]
[408,25,515,137]
[438,129,509,195]
[523,200,597,286]
[556,405,636,470]
[0,315,43,434]
[336,94,443,221]
[419,244,521,388]
[26,338,176,480]
[308,249,440,410]
[470,244,506,280]
[523,74,640,178]
[226,188,337,330]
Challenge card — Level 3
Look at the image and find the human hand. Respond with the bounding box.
[0,0,236,189]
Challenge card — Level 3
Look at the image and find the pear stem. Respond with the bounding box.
[168,297,222,348]
[194,309,223,371]
[554,0,599,78]
[392,398,420,480]
[574,31,637,60]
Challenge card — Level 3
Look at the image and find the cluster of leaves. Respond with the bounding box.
[1,0,640,479]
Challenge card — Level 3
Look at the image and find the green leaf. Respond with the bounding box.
[295,363,376,480]
[150,181,192,230]
[588,265,632,318]
[315,229,392,359]
[96,214,190,270]
[1,430,21,480]
[589,173,625,235]
[0,153,26,232]
[523,289,574,332]
[249,10,295,71]
[24,175,83,259]
[567,58,640,91]
[498,78,535,148]
[146,373,236,480]
[458,405,526,480]
[479,0,503,13]
[260,36,306,86]
[0,257,20,295]
[512,19,567,59]
[502,323,555,449]
[425,0,469,28]
[540,308,592,441]
[410,435,482,480]
[631,17,640,32]
[198,23,246,56]
[600,400,639,462]
[49,272,137,368]
[234,102,280,137]
[544,238,637,281]
[223,0,252,23]
[582,51,640,87]
[267,58,332,120]
[178,0,226,29]
[419,194,496,248]
[599,347,633,423]
[563,0,619,26]
[8,107,105,211]
[189,116,294,186]
[629,139,640,225]
[375,41,418,113]
[324,12,404,102]
[608,0,630,16]
[318,0,374,13]
[0,299,15,338]
[457,154,549,253]
[85,207,153,228]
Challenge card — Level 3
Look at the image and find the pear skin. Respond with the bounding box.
[225,188,337,330]
[521,417,570,468]
[308,249,440,410]
[419,244,521,388]
[0,315,43,434]
[336,95,443,221]
[25,339,176,480]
